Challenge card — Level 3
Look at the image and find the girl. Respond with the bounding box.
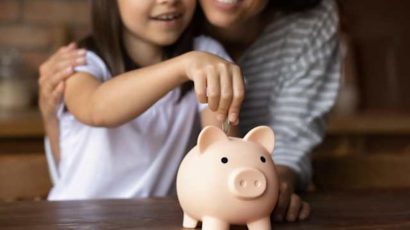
[40,0,341,223]
[45,0,244,200]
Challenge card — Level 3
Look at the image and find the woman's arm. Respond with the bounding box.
[38,42,86,163]
[43,117,61,162]
[270,0,341,222]
[65,51,245,127]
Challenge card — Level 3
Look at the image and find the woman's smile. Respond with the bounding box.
[214,0,243,11]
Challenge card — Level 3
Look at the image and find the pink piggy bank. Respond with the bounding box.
[176,126,279,230]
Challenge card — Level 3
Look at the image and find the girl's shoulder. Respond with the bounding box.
[74,50,111,81]
[193,35,232,62]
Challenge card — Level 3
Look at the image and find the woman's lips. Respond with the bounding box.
[213,0,242,11]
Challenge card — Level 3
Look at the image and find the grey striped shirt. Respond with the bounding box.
[238,0,341,190]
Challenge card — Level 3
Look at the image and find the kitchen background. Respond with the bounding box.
[0,0,409,201]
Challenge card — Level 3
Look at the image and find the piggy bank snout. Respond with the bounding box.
[228,168,267,199]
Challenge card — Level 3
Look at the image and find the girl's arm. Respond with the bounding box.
[65,51,245,127]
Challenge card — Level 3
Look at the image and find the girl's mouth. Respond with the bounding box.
[150,12,183,22]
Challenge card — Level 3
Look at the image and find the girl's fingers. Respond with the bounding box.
[272,182,291,222]
[228,65,245,125]
[206,66,220,112]
[286,194,302,222]
[216,64,233,122]
[193,71,207,104]
[298,201,311,220]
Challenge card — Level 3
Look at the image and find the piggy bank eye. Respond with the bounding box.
[260,156,266,163]
[221,157,228,164]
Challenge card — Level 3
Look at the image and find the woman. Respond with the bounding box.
[39,0,340,222]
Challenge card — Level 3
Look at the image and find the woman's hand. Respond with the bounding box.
[272,165,311,222]
[38,42,86,121]
[38,42,86,162]
[183,51,245,125]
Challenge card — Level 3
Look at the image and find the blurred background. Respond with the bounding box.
[0,0,409,201]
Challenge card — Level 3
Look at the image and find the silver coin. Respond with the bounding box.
[222,118,231,135]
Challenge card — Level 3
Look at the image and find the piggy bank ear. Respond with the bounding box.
[243,126,275,154]
[198,126,228,153]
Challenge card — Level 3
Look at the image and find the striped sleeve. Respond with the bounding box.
[270,0,341,190]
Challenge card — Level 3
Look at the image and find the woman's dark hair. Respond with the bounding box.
[267,0,323,13]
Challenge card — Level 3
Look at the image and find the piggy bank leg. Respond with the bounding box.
[247,216,271,230]
[183,213,199,228]
[202,216,229,230]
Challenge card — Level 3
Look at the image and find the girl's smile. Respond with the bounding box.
[118,0,195,47]
[150,10,184,29]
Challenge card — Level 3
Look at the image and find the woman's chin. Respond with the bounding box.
[207,15,238,29]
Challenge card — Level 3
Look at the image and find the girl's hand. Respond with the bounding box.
[38,42,86,121]
[272,165,311,222]
[183,51,245,125]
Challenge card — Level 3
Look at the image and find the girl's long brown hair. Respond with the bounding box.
[81,0,195,99]
[87,0,195,76]
[89,0,123,75]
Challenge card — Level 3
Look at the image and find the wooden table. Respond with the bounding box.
[1,190,410,229]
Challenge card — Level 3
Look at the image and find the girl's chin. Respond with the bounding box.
[153,36,180,46]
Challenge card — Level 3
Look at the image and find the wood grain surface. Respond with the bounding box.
[0,190,409,229]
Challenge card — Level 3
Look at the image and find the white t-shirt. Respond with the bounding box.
[47,36,231,200]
